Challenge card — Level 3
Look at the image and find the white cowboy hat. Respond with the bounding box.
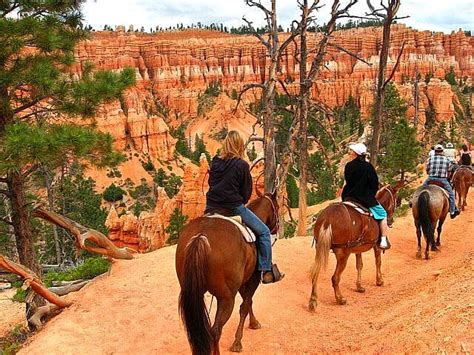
[348,143,367,156]
[446,142,454,148]
[434,144,444,151]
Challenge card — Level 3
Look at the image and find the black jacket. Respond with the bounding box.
[205,156,253,210]
[341,156,379,208]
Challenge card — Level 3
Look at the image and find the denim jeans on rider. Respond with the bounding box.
[423,177,456,214]
[233,204,272,271]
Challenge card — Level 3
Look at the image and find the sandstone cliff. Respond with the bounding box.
[81,25,473,251]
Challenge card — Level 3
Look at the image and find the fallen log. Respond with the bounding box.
[0,256,71,309]
[49,280,89,296]
[33,208,134,260]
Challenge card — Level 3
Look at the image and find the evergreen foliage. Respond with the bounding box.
[379,118,421,180]
[153,168,183,198]
[103,183,126,202]
[0,1,134,271]
[445,67,457,86]
[286,175,299,208]
[165,208,188,245]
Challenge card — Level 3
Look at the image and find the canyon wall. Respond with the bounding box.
[73,25,473,251]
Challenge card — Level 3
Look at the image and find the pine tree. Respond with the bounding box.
[0,1,134,273]
[380,118,421,181]
[165,208,188,245]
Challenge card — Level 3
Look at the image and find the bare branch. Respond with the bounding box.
[0,189,10,197]
[233,83,266,113]
[250,157,265,172]
[328,41,372,66]
[242,17,270,49]
[383,41,405,88]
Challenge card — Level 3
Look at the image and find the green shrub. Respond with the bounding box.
[103,183,125,202]
[165,208,188,245]
[284,222,296,239]
[142,159,155,172]
[12,288,27,303]
[43,257,111,287]
[0,324,30,355]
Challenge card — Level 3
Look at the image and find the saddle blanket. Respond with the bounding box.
[205,214,256,243]
[342,201,373,217]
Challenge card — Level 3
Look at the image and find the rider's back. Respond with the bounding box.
[342,156,379,208]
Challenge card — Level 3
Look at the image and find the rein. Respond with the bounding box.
[263,195,280,236]
[379,185,395,214]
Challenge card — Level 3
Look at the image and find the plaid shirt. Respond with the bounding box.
[426,155,452,178]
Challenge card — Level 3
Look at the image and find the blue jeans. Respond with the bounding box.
[233,204,272,271]
[423,177,457,214]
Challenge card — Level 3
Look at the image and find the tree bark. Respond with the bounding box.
[369,1,400,166]
[7,171,40,274]
[41,167,63,265]
[296,0,310,237]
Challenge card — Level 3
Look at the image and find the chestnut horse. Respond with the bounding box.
[411,185,449,259]
[452,167,472,211]
[308,183,401,311]
[175,192,279,355]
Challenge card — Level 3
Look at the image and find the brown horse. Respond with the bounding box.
[308,183,401,311]
[452,167,472,211]
[411,185,449,259]
[175,192,279,355]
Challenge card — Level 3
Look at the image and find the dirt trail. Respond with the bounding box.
[19,190,474,354]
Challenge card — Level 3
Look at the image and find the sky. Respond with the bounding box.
[82,0,473,34]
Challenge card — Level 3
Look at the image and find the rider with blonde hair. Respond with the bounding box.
[205,130,284,284]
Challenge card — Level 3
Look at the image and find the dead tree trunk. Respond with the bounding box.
[33,208,134,260]
[368,0,402,166]
[243,0,301,193]
[296,0,311,237]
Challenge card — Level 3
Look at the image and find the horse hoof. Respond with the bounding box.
[432,247,440,252]
[425,254,431,260]
[416,252,422,259]
[249,321,261,330]
[308,302,317,313]
[376,280,384,287]
[337,298,347,305]
[356,286,366,293]
[436,241,441,246]
[230,341,243,353]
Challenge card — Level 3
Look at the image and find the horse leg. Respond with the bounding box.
[436,217,446,248]
[212,296,235,355]
[415,222,422,259]
[431,221,440,252]
[230,273,260,352]
[373,247,384,286]
[355,253,365,293]
[332,249,350,305]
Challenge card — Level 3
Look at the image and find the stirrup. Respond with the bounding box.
[261,264,285,284]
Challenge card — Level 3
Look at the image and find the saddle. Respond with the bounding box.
[342,200,373,217]
[204,210,256,243]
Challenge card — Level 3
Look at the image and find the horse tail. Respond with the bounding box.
[179,234,212,355]
[418,191,435,247]
[311,224,332,279]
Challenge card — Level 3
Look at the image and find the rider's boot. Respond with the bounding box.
[262,264,285,284]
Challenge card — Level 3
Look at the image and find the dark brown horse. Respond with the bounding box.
[308,183,401,311]
[452,167,472,211]
[175,192,279,355]
[411,184,449,259]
